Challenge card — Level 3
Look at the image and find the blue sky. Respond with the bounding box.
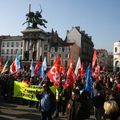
[0,0,120,53]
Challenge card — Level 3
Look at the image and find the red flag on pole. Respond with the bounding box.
[80,62,85,79]
[0,57,2,68]
[63,56,76,89]
[92,64,100,81]
[61,60,65,77]
[10,61,16,73]
[34,60,41,75]
[92,50,97,69]
[47,56,61,86]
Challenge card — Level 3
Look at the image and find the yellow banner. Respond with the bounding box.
[14,81,56,101]
[14,81,43,101]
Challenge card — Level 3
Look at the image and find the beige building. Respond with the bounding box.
[66,26,94,67]
[0,36,22,62]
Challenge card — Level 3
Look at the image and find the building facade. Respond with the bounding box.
[0,36,22,62]
[0,26,94,69]
[113,41,120,72]
[96,49,109,68]
[66,26,94,67]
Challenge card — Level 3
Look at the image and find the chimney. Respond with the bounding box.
[75,26,80,31]
[66,30,69,35]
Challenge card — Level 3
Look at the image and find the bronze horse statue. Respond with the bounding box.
[23,8,47,28]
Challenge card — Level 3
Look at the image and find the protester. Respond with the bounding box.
[66,88,81,120]
[36,82,55,120]
[93,78,106,120]
[104,98,120,120]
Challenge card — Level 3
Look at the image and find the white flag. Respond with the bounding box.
[74,57,81,76]
[42,57,47,71]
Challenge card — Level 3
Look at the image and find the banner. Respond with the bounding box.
[14,81,56,101]
[14,81,43,101]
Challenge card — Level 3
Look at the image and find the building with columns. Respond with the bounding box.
[21,28,49,61]
[113,41,120,72]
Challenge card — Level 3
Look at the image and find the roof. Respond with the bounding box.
[1,36,22,41]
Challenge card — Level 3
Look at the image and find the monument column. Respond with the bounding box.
[36,40,40,60]
[29,39,33,60]
[26,40,29,51]
[22,40,26,60]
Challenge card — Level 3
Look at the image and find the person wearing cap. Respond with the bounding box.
[66,88,81,120]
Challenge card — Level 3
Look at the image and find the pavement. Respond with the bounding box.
[0,99,96,120]
[0,100,67,120]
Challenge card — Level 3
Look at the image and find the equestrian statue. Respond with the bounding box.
[23,4,47,28]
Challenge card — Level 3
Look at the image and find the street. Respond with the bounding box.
[0,101,67,120]
[0,102,96,120]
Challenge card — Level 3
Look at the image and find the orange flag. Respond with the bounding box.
[47,56,61,86]
[92,50,97,69]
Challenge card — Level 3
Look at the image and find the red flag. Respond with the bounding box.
[10,61,16,73]
[34,60,41,74]
[92,64,100,81]
[92,50,97,69]
[67,57,74,76]
[63,57,76,89]
[1,61,9,73]
[47,56,61,86]
[61,60,65,77]
[0,57,2,68]
[80,62,85,78]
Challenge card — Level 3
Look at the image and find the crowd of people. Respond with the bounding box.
[0,69,120,120]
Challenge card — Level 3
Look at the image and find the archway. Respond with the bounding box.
[115,61,120,72]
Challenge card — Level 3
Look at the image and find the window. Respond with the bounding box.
[51,54,54,58]
[21,42,23,47]
[64,47,69,52]
[44,52,47,58]
[1,49,4,54]
[7,42,9,47]
[11,49,13,54]
[51,47,55,52]
[6,56,8,60]
[44,45,48,51]
[51,60,54,66]
[14,49,16,54]
[10,56,13,61]
[58,47,62,52]
[65,60,68,67]
[115,47,117,52]
[65,54,69,58]
[11,42,14,47]
[16,42,19,47]
[6,49,9,54]
[2,42,5,47]
[15,49,18,54]
[21,49,22,54]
